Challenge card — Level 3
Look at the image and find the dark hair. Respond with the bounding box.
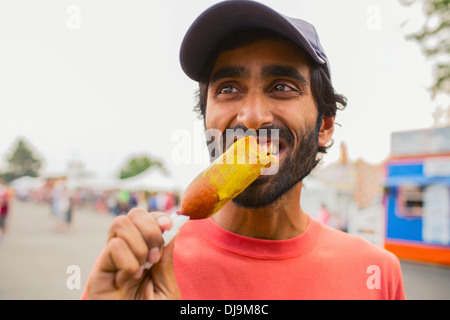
[193,29,347,154]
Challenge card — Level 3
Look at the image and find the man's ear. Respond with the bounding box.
[318,116,335,147]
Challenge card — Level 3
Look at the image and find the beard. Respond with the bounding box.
[229,118,322,209]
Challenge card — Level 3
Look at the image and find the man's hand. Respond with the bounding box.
[85,208,181,300]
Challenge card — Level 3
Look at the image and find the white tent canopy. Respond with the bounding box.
[119,168,180,192]
[10,176,46,192]
[69,175,120,191]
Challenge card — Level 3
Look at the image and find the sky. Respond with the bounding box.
[0,0,447,189]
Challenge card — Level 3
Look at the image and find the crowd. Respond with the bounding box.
[92,189,179,216]
[9,177,180,230]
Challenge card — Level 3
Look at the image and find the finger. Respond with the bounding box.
[106,237,140,288]
[154,236,176,275]
[149,211,173,232]
[127,209,169,250]
[108,215,148,266]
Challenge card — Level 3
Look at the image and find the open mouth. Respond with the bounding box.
[220,134,286,177]
[222,133,287,174]
[226,136,285,160]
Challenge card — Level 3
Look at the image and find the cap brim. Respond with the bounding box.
[180,0,326,82]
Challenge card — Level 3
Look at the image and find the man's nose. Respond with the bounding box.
[236,93,273,130]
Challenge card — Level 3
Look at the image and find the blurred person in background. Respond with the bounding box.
[128,192,138,210]
[117,190,130,215]
[0,183,10,242]
[51,181,72,230]
[136,192,148,210]
[106,190,119,215]
[148,193,158,212]
[317,203,330,225]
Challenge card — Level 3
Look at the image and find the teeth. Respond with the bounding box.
[259,143,269,155]
[269,142,279,155]
[258,141,280,156]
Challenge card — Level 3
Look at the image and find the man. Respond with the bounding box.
[83,0,405,300]
[0,183,10,242]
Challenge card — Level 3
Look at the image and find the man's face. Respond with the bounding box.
[205,38,333,208]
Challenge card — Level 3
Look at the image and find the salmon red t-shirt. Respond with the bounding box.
[173,216,405,300]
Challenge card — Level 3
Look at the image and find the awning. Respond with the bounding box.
[385,175,450,187]
[119,168,180,192]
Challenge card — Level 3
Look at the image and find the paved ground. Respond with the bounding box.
[0,200,114,299]
[0,199,449,300]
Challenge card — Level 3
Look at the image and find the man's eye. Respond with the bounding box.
[272,84,294,92]
[219,85,239,94]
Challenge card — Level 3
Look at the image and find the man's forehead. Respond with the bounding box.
[208,38,311,81]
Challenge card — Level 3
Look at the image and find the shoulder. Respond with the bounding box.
[316,220,401,269]
[316,221,405,299]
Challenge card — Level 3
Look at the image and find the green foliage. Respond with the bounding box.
[3,138,42,182]
[119,155,166,179]
[401,0,450,98]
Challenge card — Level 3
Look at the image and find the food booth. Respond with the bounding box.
[384,126,450,265]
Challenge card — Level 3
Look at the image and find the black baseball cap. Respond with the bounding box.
[179,0,330,82]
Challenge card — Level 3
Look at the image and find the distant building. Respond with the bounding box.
[384,126,450,265]
[302,142,385,246]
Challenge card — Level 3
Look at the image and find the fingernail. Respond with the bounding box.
[148,247,161,264]
[157,215,171,228]
[133,266,144,280]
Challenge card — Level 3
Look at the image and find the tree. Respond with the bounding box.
[4,138,42,181]
[119,155,166,179]
[401,0,449,98]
